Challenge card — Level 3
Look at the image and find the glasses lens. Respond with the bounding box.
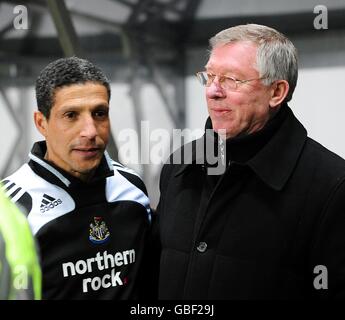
[197,72,237,90]
[223,77,236,90]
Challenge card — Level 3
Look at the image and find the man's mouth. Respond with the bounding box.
[211,108,231,115]
[72,147,101,158]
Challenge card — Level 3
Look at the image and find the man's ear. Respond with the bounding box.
[269,80,290,108]
[34,111,48,138]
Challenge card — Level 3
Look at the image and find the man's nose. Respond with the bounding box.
[206,79,226,99]
[80,116,97,139]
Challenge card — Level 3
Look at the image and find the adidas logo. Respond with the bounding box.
[40,194,62,213]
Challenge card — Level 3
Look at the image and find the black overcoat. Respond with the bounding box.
[157,106,345,299]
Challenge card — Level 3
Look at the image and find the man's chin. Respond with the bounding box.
[70,161,101,179]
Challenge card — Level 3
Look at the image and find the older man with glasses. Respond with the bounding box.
[156,24,345,299]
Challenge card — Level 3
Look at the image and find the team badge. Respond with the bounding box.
[89,217,110,244]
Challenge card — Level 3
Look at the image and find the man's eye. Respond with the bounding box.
[64,111,77,119]
[94,110,109,118]
[224,77,233,82]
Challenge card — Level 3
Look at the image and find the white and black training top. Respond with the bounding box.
[1,141,152,300]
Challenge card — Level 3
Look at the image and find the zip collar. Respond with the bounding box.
[28,141,114,188]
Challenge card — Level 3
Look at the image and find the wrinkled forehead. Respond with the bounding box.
[206,41,259,76]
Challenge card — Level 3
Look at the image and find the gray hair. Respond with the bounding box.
[209,24,298,102]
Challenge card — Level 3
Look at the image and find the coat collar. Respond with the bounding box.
[175,106,307,191]
[247,107,307,190]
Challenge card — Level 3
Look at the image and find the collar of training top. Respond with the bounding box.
[28,141,114,188]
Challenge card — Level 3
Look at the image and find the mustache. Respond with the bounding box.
[70,142,105,150]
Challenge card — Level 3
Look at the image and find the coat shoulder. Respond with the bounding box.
[303,137,345,179]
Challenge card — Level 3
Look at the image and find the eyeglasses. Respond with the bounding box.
[196,71,266,91]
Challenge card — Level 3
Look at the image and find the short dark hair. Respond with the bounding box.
[35,57,111,118]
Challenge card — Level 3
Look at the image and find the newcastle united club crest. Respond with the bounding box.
[89,217,110,244]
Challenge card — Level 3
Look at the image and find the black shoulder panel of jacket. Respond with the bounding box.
[116,170,148,197]
[1,180,32,216]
